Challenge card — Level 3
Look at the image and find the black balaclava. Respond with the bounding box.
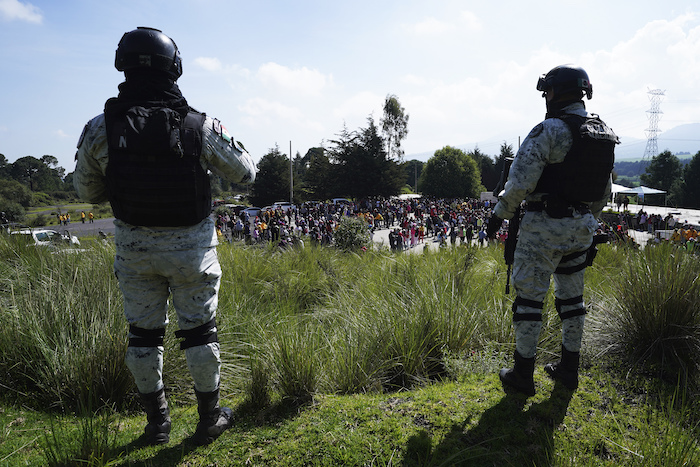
[104,68,189,117]
[545,94,585,119]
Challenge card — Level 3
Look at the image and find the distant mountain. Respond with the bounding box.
[615,123,700,160]
[406,123,700,162]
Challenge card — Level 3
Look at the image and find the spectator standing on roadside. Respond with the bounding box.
[73,27,256,446]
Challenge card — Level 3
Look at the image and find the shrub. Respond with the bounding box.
[31,192,53,206]
[0,198,26,223]
[587,243,700,384]
[92,203,113,219]
[28,214,48,227]
[333,216,371,252]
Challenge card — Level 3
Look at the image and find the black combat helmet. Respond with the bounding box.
[537,65,592,101]
[115,27,182,79]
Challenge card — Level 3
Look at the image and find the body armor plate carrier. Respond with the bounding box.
[105,105,210,227]
[534,114,617,204]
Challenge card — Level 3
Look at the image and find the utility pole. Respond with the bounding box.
[414,160,417,193]
[289,141,293,204]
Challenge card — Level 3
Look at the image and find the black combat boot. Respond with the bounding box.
[499,350,536,397]
[139,387,171,445]
[544,345,580,389]
[192,387,234,446]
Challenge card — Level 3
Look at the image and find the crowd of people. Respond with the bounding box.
[603,207,699,252]
[214,196,700,256]
[214,197,506,250]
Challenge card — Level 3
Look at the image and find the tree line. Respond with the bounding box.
[248,95,514,207]
[0,154,77,223]
[4,93,700,223]
[638,150,700,208]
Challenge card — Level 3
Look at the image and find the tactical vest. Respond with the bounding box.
[534,114,617,203]
[105,105,210,227]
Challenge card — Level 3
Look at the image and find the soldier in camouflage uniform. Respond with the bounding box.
[487,65,617,396]
[74,27,256,445]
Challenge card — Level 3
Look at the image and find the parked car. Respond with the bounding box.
[240,207,262,220]
[331,198,351,205]
[222,204,246,215]
[10,228,81,247]
[272,202,296,213]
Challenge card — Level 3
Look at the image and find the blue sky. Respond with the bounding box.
[2,0,700,173]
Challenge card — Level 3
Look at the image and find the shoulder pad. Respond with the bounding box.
[527,123,544,138]
[77,123,89,149]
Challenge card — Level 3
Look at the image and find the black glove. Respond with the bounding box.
[486,215,503,238]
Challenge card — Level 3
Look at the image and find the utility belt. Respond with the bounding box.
[525,199,591,219]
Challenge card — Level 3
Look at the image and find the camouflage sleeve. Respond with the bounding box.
[493,118,572,220]
[201,116,257,184]
[73,114,110,204]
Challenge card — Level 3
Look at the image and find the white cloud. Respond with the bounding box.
[53,129,70,139]
[193,57,222,72]
[257,62,330,96]
[332,91,383,124]
[405,10,482,36]
[410,17,455,35]
[459,11,483,32]
[238,97,324,132]
[0,0,42,23]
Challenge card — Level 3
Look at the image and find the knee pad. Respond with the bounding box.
[512,296,544,322]
[555,296,587,320]
[129,325,165,348]
[175,318,218,350]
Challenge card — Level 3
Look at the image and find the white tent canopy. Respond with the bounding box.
[615,186,666,195]
[611,183,628,194]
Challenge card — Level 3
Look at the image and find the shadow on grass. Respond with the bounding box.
[402,382,574,466]
[111,435,198,467]
[109,397,311,466]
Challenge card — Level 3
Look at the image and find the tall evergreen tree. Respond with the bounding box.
[469,147,497,192]
[329,118,405,199]
[303,147,333,201]
[675,151,700,209]
[249,146,289,207]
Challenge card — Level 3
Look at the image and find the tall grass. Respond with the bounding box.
[2,232,699,414]
[0,238,131,411]
[587,243,700,384]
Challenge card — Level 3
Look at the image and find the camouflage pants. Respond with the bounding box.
[115,246,222,394]
[511,211,598,358]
